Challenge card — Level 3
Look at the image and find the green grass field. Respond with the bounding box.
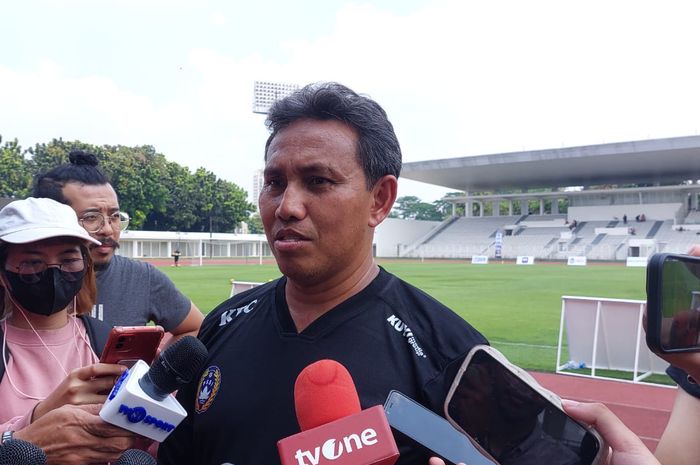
[159,260,650,374]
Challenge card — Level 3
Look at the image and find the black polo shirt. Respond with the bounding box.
[159,268,487,465]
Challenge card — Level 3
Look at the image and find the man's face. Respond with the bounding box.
[259,118,376,286]
[61,182,121,268]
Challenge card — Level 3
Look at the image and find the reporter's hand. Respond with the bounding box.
[32,363,126,421]
[562,400,660,465]
[14,403,145,465]
[647,244,700,381]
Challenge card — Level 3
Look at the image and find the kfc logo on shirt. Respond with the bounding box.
[219,300,258,326]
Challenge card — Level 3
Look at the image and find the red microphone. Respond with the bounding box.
[277,360,399,465]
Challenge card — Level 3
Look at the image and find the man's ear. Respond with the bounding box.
[368,175,398,228]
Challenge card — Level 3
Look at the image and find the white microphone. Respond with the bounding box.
[100,336,208,442]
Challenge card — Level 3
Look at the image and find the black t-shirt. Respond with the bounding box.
[159,268,487,465]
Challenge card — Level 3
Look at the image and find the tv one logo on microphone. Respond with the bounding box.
[294,428,378,465]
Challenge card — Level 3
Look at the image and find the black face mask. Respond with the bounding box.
[3,267,85,316]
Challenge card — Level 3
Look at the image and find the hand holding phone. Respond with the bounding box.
[100,326,164,367]
[561,400,660,465]
[646,253,700,353]
[444,345,607,465]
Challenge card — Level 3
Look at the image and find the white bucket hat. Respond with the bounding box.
[0,197,101,245]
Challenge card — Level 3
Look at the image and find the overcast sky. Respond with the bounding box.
[2,0,700,205]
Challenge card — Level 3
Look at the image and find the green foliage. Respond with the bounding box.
[0,137,32,198]
[247,213,264,234]
[433,191,466,218]
[391,195,444,220]
[1,136,256,232]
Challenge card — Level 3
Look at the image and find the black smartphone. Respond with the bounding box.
[646,252,700,353]
[383,390,498,465]
[444,345,607,465]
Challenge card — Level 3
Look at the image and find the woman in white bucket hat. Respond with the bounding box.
[0,197,139,462]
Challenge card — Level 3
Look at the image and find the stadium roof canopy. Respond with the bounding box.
[401,135,700,192]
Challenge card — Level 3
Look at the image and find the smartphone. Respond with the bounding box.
[100,326,164,367]
[383,390,498,465]
[444,345,607,465]
[646,252,700,353]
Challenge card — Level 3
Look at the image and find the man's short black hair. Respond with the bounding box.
[264,82,402,189]
[32,150,110,205]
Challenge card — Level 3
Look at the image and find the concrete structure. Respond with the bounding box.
[391,135,700,260]
[118,230,269,261]
[374,217,440,257]
[403,135,700,218]
[251,168,264,205]
[403,135,700,191]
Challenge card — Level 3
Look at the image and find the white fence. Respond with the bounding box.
[556,296,670,384]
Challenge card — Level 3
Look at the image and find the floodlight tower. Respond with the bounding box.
[252,80,300,114]
[250,80,301,207]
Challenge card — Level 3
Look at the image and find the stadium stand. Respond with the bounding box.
[685,209,700,224]
[395,135,700,262]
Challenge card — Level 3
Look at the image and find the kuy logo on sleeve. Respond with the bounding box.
[386,315,426,358]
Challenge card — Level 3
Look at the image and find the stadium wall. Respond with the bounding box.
[568,203,682,222]
[374,218,440,257]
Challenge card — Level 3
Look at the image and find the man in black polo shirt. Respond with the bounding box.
[159,82,487,465]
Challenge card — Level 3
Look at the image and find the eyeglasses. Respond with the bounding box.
[11,258,87,284]
[79,211,130,233]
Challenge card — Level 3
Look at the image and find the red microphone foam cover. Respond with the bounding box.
[294,359,362,431]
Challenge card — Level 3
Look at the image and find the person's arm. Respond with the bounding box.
[160,302,204,349]
[146,264,203,346]
[655,388,700,465]
[652,244,700,465]
[168,302,204,340]
[13,404,141,465]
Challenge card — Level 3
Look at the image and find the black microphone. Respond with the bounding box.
[114,449,157,465]
[100,335,209,441]
[0,439,47,465]
[139,335,208,400]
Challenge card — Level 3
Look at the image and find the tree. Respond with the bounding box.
[0,136,31,198]
[101,145,170,230]
[28,138,105,176]
[147,161,200,231]
[6,136,256,232]
[433,191,466,218]
[184,168,255,233]
[391,196,443,221]
[247,213,264,234]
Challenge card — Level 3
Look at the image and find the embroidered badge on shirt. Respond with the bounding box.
[195,366,221,414]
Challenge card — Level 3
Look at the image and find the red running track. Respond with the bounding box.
[530,371,677,451]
